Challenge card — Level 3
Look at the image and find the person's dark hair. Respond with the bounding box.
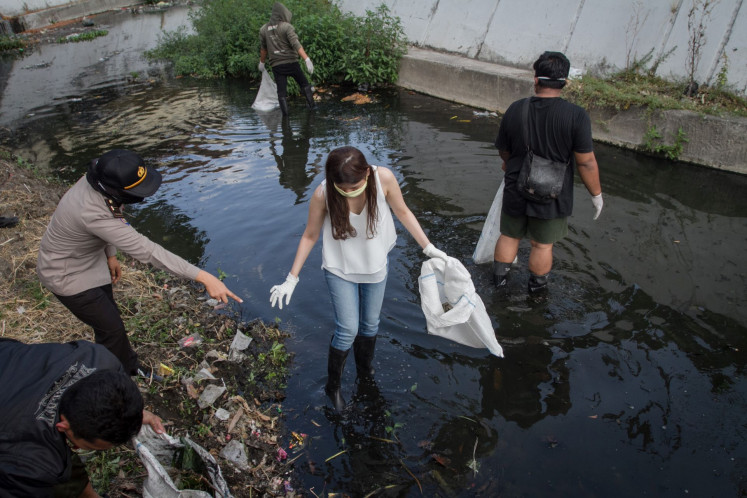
[59,370,144,445]
[533,51,570,89]
[325,146,378,240]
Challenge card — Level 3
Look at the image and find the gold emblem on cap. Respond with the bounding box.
[124,165,147,190]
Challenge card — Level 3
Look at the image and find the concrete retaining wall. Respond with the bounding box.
[337,0,747,96]
[399,47,747,174]
[1,0,137,31]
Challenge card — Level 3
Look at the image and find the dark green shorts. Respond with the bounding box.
[500,212,568,244]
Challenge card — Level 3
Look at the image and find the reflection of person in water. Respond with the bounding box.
[478,344,570,428]
[422,413,499,492]
[327,382,409,494]
[271,115,315,203]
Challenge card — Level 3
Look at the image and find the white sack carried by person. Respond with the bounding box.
[472,179,504,265]
[419,256,504,357]
[251,67,279,112]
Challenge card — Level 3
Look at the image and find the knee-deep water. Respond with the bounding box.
[1,8,746,497]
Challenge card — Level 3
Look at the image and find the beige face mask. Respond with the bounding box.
[334,179,367,198]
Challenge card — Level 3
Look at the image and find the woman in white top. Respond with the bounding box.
[270,146,448,410]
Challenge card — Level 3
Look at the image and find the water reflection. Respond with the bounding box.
[1,12,746,493]
[260,111,321,204]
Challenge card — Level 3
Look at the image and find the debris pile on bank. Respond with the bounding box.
[0,157,297,496]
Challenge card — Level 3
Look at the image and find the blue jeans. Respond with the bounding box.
[324,270,388,351]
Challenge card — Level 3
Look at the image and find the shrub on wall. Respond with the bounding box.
[146,0,407,87]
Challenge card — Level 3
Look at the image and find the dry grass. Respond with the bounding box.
[0,157,295,496]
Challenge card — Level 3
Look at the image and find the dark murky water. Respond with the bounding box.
[1,8,746,497]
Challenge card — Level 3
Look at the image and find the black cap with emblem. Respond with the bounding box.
[87,149,163,204]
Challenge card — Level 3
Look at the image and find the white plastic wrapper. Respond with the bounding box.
[133,425,233,498]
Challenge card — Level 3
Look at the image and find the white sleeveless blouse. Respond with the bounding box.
[321,166,397,283]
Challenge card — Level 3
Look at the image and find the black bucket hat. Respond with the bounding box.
[95,149,162,198]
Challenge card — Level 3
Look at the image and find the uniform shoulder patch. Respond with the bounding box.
[105,198,125,219]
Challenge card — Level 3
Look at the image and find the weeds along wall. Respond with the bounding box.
[335,0,746,95]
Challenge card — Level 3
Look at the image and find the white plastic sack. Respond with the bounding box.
[251,68,279,111]
[472,179,504,264]
[419,257,504,357]
[133,425,233,498]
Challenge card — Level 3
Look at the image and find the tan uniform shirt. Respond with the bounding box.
[37,177,200,296]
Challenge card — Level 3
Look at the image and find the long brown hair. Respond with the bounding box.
[325,146,379,240]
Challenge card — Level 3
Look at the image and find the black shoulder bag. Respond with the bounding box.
[516,98,569,204]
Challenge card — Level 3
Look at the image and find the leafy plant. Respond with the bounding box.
[146,1,407,87]
[642,125,689,160]
[0,35,25,52]
[58,30,108,44]
[715,52,729,90]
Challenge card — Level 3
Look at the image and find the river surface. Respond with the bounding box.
[1,7,746,498]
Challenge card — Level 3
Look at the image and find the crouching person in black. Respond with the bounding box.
[0,339,164,497]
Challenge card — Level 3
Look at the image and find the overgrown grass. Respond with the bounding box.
[145,0,406,87]
[565,68,747,118]
[0,35,25,52]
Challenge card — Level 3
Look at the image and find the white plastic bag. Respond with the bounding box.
[419,257,504,357]
[133,425,233,498]
[251,68,279,111]
[472,179,504,264]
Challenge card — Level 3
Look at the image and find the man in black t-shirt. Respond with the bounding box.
[0,340,164,497]
[493,51,603,293]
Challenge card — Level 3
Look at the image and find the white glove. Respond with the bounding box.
[304,57,314,74]
[270,273,299,309]
[591,193,603,220]
[258,62,265,72]
[423,243,448,261]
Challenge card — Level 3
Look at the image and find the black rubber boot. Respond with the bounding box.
[278,96,289,116]
[325,345,349,411]
[0,216,19,228]
[493,261,512,287]
[353,335,377,381]
[528,272,549,294]
[302,85,316,109]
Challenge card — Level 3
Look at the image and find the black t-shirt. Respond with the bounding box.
[0,340,124,497]
[495,96,593,219]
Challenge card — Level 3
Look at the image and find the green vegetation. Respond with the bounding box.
[146,0,406,86]
[0,35,25,52]
[565,67,747,118]
[643,125,689,160]
[57,30,108,44]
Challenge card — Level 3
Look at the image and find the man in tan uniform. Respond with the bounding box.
[37,149,242,377]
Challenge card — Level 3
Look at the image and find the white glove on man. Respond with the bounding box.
[591,193,603,220]
[304,57,314,74]
[423,243,448,261]
[258,62,265,72]
[270,273,299,309]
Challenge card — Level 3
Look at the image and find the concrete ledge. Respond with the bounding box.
[398,46,533,115]
[13,0,137,32]
[398,46,747,175]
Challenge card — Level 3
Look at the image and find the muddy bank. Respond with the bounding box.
[0,156,297,497]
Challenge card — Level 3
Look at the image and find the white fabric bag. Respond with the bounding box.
[251,67,279,111]
[419,257,504,357]
[472,179,504,264]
